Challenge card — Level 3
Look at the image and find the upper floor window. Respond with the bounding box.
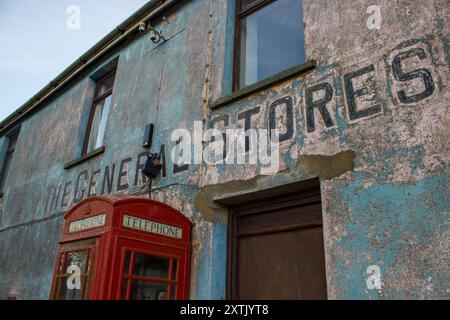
[83,69,116,155]
[0,130,19,192]
[234,0,305,90]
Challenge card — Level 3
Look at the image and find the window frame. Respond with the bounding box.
[233,0,305,91]
[82,68,116,155]
[119,249,179,300]
[0,129,20,192]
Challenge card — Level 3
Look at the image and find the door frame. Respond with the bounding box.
[226,187,325,299]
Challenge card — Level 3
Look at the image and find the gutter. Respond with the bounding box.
[0,0,179,135]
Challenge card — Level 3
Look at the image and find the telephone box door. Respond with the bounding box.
[113,238,189,300]
[50,238,100,300]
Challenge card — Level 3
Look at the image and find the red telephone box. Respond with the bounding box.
[50,195,192,300]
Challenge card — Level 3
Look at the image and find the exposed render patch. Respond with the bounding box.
[303,150,356,180]
[194,151,354,223]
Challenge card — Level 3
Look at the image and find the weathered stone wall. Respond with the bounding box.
[0,0,220,300]
[0,0,448,299]
[203,0,449,299]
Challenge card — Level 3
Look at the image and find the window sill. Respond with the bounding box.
[209,60,316,110]
[64,146,106,170]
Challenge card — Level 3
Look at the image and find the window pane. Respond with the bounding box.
[172,259,178,281]
[0,132,19,191]
[95,74,115,99]
[86,103,102,153]
[239,0,305,88]
[120,280,128,299]
[123,251,132,275]
[7,134,18,152]
[86,95,111,153]
[170,284,177,300]
[0,153,13,191]
[133,253,170,279]
[130,281,168,300]
[95,95,111,149]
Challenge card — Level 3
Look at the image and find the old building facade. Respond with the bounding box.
[0,0,448,299]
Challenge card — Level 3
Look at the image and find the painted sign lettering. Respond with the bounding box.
[42,37,440,216]
[69,213,106,233]
[122,214,182,239]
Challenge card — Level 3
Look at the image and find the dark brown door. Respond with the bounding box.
[228,187,328,299]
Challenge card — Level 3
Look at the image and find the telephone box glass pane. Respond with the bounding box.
[123,251,131,275]
[56,276,87,300]
[63,251,89,273]
[170,285,177,300]
[130,281,168,300]
[120,280,128,299]
[133,253,170,279]
[172,259,178,280]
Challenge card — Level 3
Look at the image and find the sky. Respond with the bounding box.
[0,0,149,122]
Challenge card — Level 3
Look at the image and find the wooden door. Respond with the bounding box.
[228,187,328,299]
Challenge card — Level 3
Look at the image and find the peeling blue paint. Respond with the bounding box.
[330,174,449,299]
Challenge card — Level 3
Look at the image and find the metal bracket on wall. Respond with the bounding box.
[143,123,155,149]
[143,153,162,179]
[142,123,162,180]
[147,22,166,43]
